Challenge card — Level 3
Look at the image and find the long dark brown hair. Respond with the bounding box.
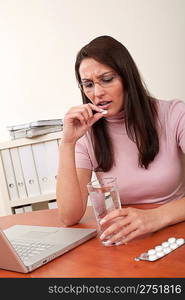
[75,35,159,171]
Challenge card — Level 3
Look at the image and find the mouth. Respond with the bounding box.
[97,101,112,110]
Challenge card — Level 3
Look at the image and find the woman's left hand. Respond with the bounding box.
[99,207,163,245]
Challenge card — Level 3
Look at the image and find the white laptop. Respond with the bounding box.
[0,225,97,273]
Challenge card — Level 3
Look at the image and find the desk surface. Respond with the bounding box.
[0,205,185,278]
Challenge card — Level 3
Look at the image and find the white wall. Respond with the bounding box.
[0,0,184,142]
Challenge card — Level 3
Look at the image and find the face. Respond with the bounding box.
[79,58,124,117]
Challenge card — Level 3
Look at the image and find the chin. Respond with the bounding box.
[106,109,119,116]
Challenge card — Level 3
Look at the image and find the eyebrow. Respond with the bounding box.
[81,71,114,81]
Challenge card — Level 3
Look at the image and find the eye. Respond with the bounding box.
[83,81,94,88]
[101,76,114,84]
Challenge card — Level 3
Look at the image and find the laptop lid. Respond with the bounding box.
[0,229,28,273]
[0,225,97,273]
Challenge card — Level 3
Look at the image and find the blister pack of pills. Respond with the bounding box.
[135,237,185,262]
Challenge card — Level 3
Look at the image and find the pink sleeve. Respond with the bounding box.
[75,136,93,170]
[170,100,185,153]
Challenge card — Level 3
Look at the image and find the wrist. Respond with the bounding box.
[60,131,79,145]
[59,140,76,151]
[61,139,76,145]
[60,136,77,145]
[153,205,170,229]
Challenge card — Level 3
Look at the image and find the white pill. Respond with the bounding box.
[148,254,157,261]
[101,110,108,115]
[147,249,156,255]
[168,237,176,244]
[170,243,178,250]
[176,238,184,246]
[156,251,165,258]
[155,245,163,252]
[161,241,169,248]
[163,247,171,254]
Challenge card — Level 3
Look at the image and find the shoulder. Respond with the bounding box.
[154,99,185,141]
[156,98,185,114]
[156,98,185,123]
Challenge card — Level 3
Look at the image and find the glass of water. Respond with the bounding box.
[87,177,121,246]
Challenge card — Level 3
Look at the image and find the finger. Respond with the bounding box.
[66,112,87,126]
[101,222,137,245]
[75,106,90,122]
[99,222,123,242]
[102,228,140,246]
[88,111,105,126]
[68,106,93,119]
[101,228,126,246]
[121,222,138,237]
[79,105,99,121]
[76,104,108,126]
[120,229,140,243]
[100,208,128,225]
[88,103,106,113]
[99,217,130,241]
[85,109,109,127]
[83,104,94,118]
[81,110,90,123]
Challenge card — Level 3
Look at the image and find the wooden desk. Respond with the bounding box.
[0,205,185,278]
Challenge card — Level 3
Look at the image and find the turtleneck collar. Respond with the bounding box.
[105,110,125,123]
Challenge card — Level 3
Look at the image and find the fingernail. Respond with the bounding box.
[100,219,106,225]
[114,241,122,246]
[100,233,105,240]
[103,240,112,245]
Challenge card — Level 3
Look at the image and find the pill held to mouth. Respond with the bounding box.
[101,110,108,115]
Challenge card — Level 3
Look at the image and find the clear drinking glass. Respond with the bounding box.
[87,177,121,246]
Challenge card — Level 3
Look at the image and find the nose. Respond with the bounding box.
[93,82,105,98]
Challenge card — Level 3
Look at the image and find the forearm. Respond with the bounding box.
[155,197,185,228]
[56,142,85,225]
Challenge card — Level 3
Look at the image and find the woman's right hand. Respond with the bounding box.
[62,103,106,144]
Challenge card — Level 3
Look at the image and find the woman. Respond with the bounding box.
[56,35,185,245]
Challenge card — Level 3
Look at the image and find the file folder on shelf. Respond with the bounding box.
[10,148,27,199]
[32,141,58,195]
[1,149,19,201]
[7,119,63,140]
[44,140,59,189]
[7,119,63,131]
[18,145,41,197]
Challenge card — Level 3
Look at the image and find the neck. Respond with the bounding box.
[105,110,125,123]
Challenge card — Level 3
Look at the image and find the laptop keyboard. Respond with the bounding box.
[10,239,53,261]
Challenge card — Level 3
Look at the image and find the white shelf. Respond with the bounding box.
[0,132,62,216]
[9,193,56,207]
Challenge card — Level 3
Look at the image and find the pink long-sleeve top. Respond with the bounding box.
[75,99,185,205]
